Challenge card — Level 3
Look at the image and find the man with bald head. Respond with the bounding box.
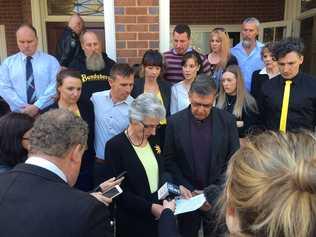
[0,23,60,117]
[56,14,85,68]
[69,31,115,100]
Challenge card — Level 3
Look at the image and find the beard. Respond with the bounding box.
[242,38,253,49]
[86,52,105,71]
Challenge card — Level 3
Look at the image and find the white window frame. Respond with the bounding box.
[0,25,7,63]
[259,20,292,43]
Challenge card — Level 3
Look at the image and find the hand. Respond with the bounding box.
[90,192,112,206]
[163,199,176,213]
[179,185,192,199]
[22,104,39,117]
[199,201,212,212]
[99,177,124,193]
[192,190,203,196]
[151,203,164,219]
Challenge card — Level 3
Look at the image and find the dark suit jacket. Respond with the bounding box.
[42,98,95,191]
[163,107,239,203]
[158,209,178,237]
[0,163,111,237]
[105,132,167,237]
[131,77,171,117]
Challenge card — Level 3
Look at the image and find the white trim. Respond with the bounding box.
[0,25,7,63]
[298,8,316,20]
[31,0,45,51]
[159,0,170,52]
[103,0,116,60]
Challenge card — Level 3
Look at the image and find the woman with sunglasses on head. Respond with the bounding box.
[170,51,203,115]
[42,69,95,191]
[106,93,169,237]
[0,112,34,173]
[131,49,171,148]
[216,65,259,140]
[207,28,238,89]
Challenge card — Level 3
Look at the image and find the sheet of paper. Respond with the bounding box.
[174,194,206,215]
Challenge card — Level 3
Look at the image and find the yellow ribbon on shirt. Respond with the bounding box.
[279,80,292,133]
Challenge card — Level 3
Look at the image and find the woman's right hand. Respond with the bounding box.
[151,203,164,219]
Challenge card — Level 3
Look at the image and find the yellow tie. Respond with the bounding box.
[279,80,292,133]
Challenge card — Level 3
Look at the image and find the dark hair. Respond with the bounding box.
[0,112,34,167]
[173,24,191,38]
[56,69,82,100]
[17,23,37,38]
[142,49,163,68]
[261,42,275,58]
[181,51,203,74]
[189,74,216,96]
[272,37,304,60]
[110,63,134,80]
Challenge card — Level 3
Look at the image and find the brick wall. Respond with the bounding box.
[0,0,32,56]
[171,0,285,24]
[115,0,159,65]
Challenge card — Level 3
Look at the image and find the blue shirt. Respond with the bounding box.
[0,51,60,111]
[91,90,134,159]
[231,41,264,91]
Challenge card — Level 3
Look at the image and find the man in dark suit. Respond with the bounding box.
[0,109,112,237]
[163,74,240,237]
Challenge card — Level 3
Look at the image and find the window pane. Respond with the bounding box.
[263,28,274,43]
[275,27,285,41]
[301,0,316,13]
[47,0,104,16]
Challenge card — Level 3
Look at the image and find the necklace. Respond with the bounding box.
[126,128,144,147]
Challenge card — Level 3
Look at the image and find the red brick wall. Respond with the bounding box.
[0,0,31,56]
[171,0,285,24]
[115,0,159,64]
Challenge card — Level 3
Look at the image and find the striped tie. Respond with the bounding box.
[26,56,35,104]
[279,80,292,133]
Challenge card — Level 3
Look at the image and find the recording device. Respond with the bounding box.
[158,182,181,200]
[115,171,127,180]
[102,185,123,199]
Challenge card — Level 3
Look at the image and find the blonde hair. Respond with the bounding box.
[209,28,231,68]
[216,65,257,118]
[221,131,316,237]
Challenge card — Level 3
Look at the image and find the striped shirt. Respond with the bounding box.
[163,48,211,84]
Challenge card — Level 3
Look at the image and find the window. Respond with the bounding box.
[301,0,316,13]
[47,0,103,16]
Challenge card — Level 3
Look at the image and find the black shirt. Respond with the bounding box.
[259,72,316,132]
[69,52,116,100]
[250,69,269,102]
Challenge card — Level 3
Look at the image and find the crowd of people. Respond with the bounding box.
[0,13,316,237]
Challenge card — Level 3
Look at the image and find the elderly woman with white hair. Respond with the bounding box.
[106,92,171,237]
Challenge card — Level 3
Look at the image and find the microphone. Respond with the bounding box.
[158,182,181,200]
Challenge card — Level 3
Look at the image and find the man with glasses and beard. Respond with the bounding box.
[231,17,264,91]
[69,31,116,100]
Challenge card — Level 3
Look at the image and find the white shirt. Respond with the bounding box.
[170,81,190,115]
[25,156,67,183]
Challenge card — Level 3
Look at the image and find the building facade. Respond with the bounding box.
[0,0,315,74]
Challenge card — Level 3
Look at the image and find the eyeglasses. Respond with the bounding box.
[191,102,213,109]
[140,121,161,130]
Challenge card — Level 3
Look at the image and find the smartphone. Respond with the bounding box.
[115,171,127,180]
[102,185,123,198]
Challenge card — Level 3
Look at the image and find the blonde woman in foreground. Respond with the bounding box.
[219,131,316,237]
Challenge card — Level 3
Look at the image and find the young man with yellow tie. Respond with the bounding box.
[258,37,316,132]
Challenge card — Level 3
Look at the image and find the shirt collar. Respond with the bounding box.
[259,67,267,75]
[25,156,67,183]
[105,90,134,105]
[172,47,192,55]
[20,51,40,61]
